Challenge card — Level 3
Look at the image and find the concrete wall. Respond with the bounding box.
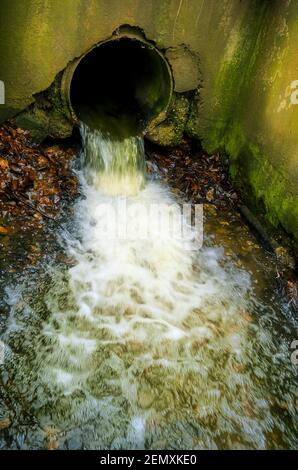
[0,0,297,247]
[187,0,298,248]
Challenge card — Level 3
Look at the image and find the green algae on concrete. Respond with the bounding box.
[203,1,298,250]
[14,73,74,141]
[146,93,190,146]
[186,0,298,250]
[0,0,203,123]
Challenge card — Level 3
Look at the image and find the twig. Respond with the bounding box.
[6,189,62,227]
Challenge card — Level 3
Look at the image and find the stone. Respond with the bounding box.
[146,93,190,146]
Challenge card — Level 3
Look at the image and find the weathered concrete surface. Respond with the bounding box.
[146,92,191,146]
[0,0,202,121]
[0,0,297,247]
[187,0,298,248]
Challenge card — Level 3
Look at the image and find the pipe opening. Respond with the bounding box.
[69,37,172,136]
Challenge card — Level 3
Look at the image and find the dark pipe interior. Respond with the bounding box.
[70,38,171,137]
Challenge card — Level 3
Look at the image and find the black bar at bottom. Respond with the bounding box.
[0,449,296,466]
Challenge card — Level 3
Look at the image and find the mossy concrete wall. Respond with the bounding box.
[0,0,297,246]
[187,0,298,249]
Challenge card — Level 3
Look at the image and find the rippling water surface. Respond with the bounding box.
[0,126,297,449]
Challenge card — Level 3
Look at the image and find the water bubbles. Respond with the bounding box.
[1,128,297,449]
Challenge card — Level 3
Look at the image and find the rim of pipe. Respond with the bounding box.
[61,29,173,132]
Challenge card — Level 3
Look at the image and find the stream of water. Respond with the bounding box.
[0,125,297,449]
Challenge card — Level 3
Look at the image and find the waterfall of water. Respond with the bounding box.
[80,123,145,196]
[1,124,297,450]
[33,125,255,447]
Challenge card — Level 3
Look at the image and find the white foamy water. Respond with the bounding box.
[80,124,145,196]
[40,128,254,446]
[1,126,297,449]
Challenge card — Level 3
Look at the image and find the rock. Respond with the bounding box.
[274,246,296,270]
[146,93,190,146]
[45,438,59,450]
[16,107,73,143]
[42,425,60,449]
[0,417,12,429]
[137,387,155,409]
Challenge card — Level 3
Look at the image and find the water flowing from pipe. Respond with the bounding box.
[80,123,145,196]
[1,124,297,449]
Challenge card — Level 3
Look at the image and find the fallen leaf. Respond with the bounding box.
[0,158,9,170]
[0,226,12,235]
[206,188,214,202]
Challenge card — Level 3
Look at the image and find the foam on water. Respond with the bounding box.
[1,125,297,449]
